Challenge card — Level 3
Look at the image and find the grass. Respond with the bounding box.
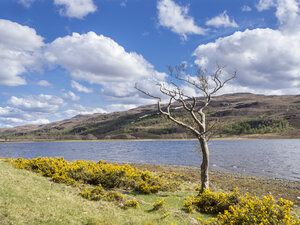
[0,159,299,224]
[0,159,211,225]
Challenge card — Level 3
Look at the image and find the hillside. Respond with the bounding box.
[1,93,300,141]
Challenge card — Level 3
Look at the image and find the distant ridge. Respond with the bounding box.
[1,93,299,141]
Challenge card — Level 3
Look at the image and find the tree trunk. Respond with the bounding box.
[199,136,209,193]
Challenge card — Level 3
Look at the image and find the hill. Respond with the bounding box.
[1,93,300,141]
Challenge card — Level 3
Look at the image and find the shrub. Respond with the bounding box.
[218,194,300,225]
[8,157,180,194]
[152,198,166,211]
[106,191,124,202]
[184,188,239,214]
[80,185,105,201]
[136,181,161,194]
[189,189,300,225]
[123,199,139,209]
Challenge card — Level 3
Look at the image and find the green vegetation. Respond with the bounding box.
[7,157,180,194]
[0,159,210,225]
[123,199,139,209]
[221,117,291,135]
[1,158,299,224]
[152,198,166,211]
[217,194,299,225]
[184,188,239,214]
[186,188,300,224]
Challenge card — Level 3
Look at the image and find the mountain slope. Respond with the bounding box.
[1,93,300,141]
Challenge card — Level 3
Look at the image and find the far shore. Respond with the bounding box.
[1,135,300,144]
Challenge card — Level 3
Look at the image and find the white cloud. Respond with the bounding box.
[157,0,206,40]
[54,0,97,19]
[0,116,50,126]
[205,11,239,28]
[71,80,93,93]
[256,0,276,11]
[18,0,35,8]
[29,118,50,125]
[0,19,44,86]
[64,104,106,117]
[45,32,167,103]
[37,80,52,87]
[63,91,80,101]
[242,5,252,12]
[193,28,300,94]
[193,0,300,95]
[105,104,137,113]
[0,94,65,127]
[276,0,300,33]
[8,94,64,113]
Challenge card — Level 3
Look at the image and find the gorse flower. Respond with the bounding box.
[7,157,180,194]
[186,188,300,225]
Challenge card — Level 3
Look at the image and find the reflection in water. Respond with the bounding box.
[0,139,299,181]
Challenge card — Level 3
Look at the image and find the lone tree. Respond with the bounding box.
[135,64,236,192]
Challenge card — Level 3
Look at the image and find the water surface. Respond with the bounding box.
[0,139,299,181]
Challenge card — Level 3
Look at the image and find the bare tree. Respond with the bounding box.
[135,64,236,192]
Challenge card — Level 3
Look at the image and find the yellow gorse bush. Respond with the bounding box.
[218,194,300,225]
[7,157,180,194]
[123,199,139,209]
[187,188,300,225]
[152,198,166,211]
[184,188,239,214]
[106,191,125,202]
[80,184,105,201]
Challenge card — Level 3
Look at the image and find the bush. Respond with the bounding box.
[8,157,180,194]
[80,185,105,201]
[106,191,124,202]
[152,198,166,211]
[188,189,300,225]
[136,181,161,194]
[123,199,139,209]
[184,188,239,214]
[218,194,300,225]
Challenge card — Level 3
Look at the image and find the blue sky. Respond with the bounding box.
[0,0,299,128]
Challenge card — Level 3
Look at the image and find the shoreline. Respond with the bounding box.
[129,162,300,207]
[1,135,300,143]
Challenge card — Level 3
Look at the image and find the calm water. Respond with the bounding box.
[0,139,299,182]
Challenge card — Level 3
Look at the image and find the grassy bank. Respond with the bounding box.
[0,159,299,224]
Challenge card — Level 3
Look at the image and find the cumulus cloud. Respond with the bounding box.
[205,11,239,28]
[71,80,93,93]
[54,0,97,19]
[62,91,80,101]
[193,0,300,95]
[157,0,206,40]
[45,32,166,103]
[276,0,300,33]
[0,94,65,127]
[8,94,64,113]
[37,80,52,87]
[0,19,44,86]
